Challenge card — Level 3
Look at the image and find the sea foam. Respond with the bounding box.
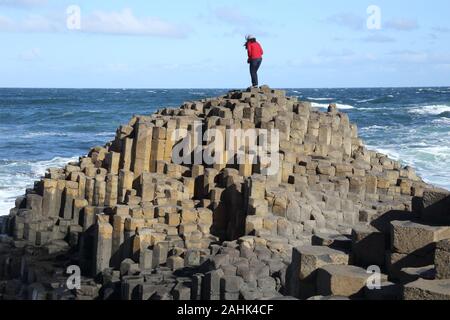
[0,156,78,216]
[311,102,354,109]
[409,104,450,115]
[307,97,335,101]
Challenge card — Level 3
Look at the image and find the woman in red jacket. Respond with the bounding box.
[245,35,264,87]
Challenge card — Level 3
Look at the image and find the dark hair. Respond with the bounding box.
[244,38,256,47]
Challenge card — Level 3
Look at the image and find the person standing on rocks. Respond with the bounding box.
[245,35,264,87]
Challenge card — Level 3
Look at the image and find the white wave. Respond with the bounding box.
[357,106,397,111]
[409,105,450,115]
[366,144,450,190]
[95,132,115,137]
[0,156,78,216]
[366,146,401,161]
[357,98,376,103]
[333,103,354,110]
[360,125,391,132]
[21,131,69,139]
[432,118,450,125]
[311,102,354,110]
[307,97,334,101]
[29,156,79,177]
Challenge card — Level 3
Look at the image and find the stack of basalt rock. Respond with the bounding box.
[0,86,449,300]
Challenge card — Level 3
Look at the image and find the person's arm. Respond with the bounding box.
[247,43,253,59]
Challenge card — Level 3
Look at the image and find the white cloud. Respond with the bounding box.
[211,5,268,37]
[82,8,189,38]
[305,49,377,66]
[361,34,396,43]
[214,6,255,26]
[385,18,419,31]
[317,48,355,58]
[0,0,47,7]
[389,50,427,63]
[0,8,190,38]
[19,47,41,60]
[433,26,450,33]
[325,13,365,31]
[0,13,63,32]
[0,14,14,30]
[388,50,450,65]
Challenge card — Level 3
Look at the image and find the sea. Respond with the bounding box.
[0,87,449,216]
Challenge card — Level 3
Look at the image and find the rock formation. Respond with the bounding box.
[0,86,449,300]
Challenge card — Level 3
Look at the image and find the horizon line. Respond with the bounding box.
[0,85,449,90]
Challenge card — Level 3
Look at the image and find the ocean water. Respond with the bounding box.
[0,87,449,216]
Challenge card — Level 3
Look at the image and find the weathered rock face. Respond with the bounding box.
[0,86,449,301]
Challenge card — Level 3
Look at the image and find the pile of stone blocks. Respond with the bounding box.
[0,86,449,301]
[388,220,450,280]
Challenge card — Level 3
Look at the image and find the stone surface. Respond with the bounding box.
[403,279,450,300]
[351,225,385,268]
[391,220,450,255]
[435,239,450,279]
[420,189,450,224]
[316,264,388,298]
[288,245,349,299]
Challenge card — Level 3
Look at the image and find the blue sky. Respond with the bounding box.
[0,0,449,88]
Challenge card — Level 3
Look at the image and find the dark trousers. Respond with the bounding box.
[249,58,262,87]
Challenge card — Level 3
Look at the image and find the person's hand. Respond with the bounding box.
[247,58,250,64]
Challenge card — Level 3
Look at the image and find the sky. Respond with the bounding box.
[0,0,449,88]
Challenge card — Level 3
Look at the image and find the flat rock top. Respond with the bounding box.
[391,220,450,232]
[295,245,347,257]
[320,264,382,279]
[401,265,436,279]
[405,279,450,294]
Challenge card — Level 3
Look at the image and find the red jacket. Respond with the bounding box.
[247,41,263,60]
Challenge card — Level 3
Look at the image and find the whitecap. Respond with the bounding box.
[360,125,391,132]
[366,146,401,161]
[357,106,396,111]
[432,118,450,125]
[29,156,79,177]
[365,144,450,190]
[409,104,450,115]
[334,103,355,110]
[21,132,69,139]
[307,97,334,101]
[311,102,354,110]
[95,132,115,137]
[0,156,78,216]
[357,98,377,103]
